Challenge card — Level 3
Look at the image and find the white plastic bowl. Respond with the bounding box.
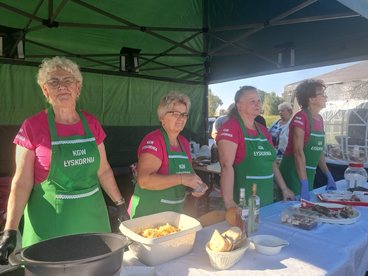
[206,239,250,270]
[250,235,289,255]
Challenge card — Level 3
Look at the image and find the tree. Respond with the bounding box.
[208,89,223,117]
[263,92,284,115]
[257,89,268,104]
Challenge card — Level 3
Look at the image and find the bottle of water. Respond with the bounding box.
[238,188,249,235]
[248,183,260,233]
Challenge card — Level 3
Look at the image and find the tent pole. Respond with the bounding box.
[202,0,209,146]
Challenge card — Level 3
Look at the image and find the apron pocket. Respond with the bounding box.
[55,185,110,234]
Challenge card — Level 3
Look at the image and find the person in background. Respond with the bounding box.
[0,57,129,264]
[268,102,293,157]
[279,79,336,201]
[129,92,208,218]
[216,86,295,210]
[211,104,235,140]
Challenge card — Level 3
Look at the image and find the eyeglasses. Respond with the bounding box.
[315,92,327,97]
[166,111,189,119]
[45,77,77,88]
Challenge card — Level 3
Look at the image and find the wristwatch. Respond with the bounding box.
[114,198,125,206]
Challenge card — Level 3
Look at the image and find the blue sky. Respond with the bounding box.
[209,62,358,110]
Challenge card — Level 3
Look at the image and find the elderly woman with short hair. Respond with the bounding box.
[129,92,208,218]
[0,56,130,264]
[279,79,336,201]
[216,86,294,210]
[268,101,293,157]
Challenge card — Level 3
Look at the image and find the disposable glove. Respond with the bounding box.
[300,179,310,201]
[325,171,337,191]
[116,202,130,223]
[0,230,17,265]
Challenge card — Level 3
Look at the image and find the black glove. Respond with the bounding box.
[116,203,130,223]
[0,230,17,265]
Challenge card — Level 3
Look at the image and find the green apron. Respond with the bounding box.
[130,128,193,218]
[22,107,110,247]
[233,116,276,207]
[279,109,325,195]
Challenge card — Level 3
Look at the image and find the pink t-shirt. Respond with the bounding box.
[13,110,106,184]
[137,129,192,175]
[283,110,324,156]
[216,117,273,164]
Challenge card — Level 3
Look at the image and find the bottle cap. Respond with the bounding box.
[348,163,364,168]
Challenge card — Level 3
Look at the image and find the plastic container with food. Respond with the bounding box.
[119,211,202,266]
[281,207,318,230]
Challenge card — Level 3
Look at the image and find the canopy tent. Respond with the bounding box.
[1,0,368,174]
[1,0,368,84]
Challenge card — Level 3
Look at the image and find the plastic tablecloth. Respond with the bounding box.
[122,180,368,276]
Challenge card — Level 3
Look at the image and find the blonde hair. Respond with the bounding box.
[157,92,191,120]
[37,56,83,87]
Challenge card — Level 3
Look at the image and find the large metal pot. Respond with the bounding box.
[9,232,130,276]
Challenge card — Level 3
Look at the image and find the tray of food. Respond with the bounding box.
[291,199,360,225]
[281,207,319,230]
[317,190,368,206]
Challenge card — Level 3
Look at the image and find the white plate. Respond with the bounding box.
[319,191,353,201]
[353,191,368,202]
[292,202,360,225]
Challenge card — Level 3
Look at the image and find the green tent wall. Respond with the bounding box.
[0,63,205,175]
[2,0,368,175]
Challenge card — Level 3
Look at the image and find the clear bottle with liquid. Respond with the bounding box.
[247,183,260,233]
[238,188,249,235]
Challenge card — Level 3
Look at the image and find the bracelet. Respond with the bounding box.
[115,198,125,206]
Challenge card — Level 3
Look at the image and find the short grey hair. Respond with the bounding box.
[278,102,292,111]
[37,56,83,87]
[157,92,191,120]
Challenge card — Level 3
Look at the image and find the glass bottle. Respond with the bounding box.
[248,183,260,233]
[210,143,218,163]
[238,188,249,235]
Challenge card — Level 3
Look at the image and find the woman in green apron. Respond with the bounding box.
[130,93,208,218]
[279,79,336,201]
[0,57,129,264]
[216,86,295,211]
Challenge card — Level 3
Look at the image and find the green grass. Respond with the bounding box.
[263,115,279,128]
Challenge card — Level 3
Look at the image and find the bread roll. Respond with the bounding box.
[222,226,243,242]
[209,229,232,252]
[198,210,226,227]
[225,207,239,227]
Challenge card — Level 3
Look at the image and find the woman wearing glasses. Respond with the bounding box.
[279,79,336,201]
[216,86,294,211]
[0,57,129,262]
[129,92,208,218]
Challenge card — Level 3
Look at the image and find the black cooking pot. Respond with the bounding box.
[9,232,130,276]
